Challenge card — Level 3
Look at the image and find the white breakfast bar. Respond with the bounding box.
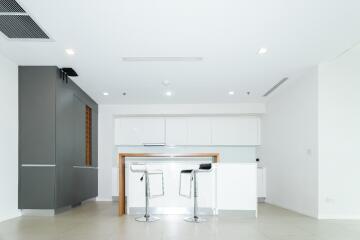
[117,153,257,217]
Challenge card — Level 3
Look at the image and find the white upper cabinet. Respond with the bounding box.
[114,118,141,145]
[187,117,212,145]
[165,118,188,145]
[165,117,212,145]
[141,118,166,144]
[114,117,165,145]
[211,117,260,145]
[116,116,260,146]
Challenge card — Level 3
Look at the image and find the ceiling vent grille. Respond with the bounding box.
[0,15,49,39]
[122,57,203,62]
[0,0,25,12]
[0,0,49,39]
[263,77,289,97]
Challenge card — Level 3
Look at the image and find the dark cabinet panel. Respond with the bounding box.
[73,167,84,204]
[55,75,76,208]
[20,167,55,209]
[19,66,56,165]
[19,66,98,211]
[84,169,97,200]
[73,168,98,204]
[83,170,92,200]
[89,169,98,198]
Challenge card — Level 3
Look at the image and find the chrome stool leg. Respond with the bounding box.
[184,172,207,223]
[135,171,159,222]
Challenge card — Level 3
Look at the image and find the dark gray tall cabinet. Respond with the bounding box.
[19,66,98,212]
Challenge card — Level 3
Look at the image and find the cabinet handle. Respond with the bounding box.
[143,143,165,146]
[21,164,56,167]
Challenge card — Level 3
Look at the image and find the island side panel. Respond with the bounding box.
[118,155,126,215]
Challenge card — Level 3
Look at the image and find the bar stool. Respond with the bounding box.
[179,163,212,223]
[130,163,164,222]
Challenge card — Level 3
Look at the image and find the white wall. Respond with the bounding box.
[259,67,319,217]
[0,53,20,222]
[98,103,266,201]
[318,45,360,219]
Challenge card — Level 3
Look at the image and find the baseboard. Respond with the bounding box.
[21,206,71,216]
[21,209,56,216]
[96,197,113,202]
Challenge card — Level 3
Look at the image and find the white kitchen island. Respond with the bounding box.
[118,153,257,217]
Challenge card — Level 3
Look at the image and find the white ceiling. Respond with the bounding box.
[1,0,360,104]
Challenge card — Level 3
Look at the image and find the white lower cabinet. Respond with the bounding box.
[217,163,257,211]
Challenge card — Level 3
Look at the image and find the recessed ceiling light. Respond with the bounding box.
[165,91,173,96]
[258,48,268,55]
[65,49,75,55]
[103,92,109,96]
[228,91,235,95]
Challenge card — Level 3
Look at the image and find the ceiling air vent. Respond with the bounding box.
[122,57,203,62]
[0,15,49,39]
[263,77,289,97]
[0,0,25,12]
[0,0,49,39]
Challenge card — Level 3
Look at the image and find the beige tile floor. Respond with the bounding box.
[0,202,359,240]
